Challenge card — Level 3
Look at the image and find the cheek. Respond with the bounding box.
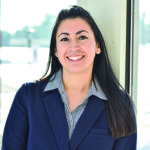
[57,50,63,59]
[56,45,64,56]
[56,42,68,54]
[56,48,66,64]
[85,43,97,55]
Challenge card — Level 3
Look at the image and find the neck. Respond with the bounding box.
[62,70,92,93]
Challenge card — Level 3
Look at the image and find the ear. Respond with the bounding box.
[54,48,58,57]
[96,42,101,54]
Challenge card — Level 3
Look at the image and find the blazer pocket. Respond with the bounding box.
[90,128,110,136]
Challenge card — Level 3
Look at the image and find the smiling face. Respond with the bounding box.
[55,17,101,75]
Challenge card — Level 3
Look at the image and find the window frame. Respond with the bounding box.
[126,0,139,106]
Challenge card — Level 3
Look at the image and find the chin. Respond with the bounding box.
[64,67,92,75]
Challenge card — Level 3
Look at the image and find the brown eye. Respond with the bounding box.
[60,37,69,42]
[79,35,88,40]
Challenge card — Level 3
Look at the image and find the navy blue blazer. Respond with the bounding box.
[2,81,137,150]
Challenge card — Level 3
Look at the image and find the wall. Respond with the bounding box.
[77,0,127,87]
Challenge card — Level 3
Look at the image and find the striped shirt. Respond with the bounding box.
[44,70,107,139]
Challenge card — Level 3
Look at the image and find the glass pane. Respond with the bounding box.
[0,0,76,147]
[137,0,150,149]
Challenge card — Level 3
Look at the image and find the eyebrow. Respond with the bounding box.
[58,32,69,37]
[58,30,89,37]
[76,30,89,35]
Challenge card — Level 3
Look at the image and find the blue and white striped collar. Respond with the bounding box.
[44,70,107,100]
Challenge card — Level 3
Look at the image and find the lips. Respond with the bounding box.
[67,55,85,61]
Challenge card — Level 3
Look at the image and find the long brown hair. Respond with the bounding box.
[40,5,136,138]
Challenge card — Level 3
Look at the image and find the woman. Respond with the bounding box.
[2,5,137,150]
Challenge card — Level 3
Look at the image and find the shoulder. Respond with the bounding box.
[15,80,48,101]
[12,80,48,108]
[121,90,136,118]
[119,90,132,104]
[19,80,47,93]
[118,90,136,116]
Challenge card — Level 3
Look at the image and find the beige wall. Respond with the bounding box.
[77,0,127,88]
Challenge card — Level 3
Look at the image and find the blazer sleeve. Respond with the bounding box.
[112,133,137,150]
[113,92,137,150]
[2,84,29,150]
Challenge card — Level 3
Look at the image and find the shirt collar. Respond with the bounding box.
[44,69,107,100]
[44,69,62,91]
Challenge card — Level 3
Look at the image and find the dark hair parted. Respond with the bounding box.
[41,5,136,138]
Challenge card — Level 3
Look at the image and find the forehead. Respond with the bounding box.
[56,18,93,34]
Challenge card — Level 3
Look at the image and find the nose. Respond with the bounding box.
[69,39,79,50]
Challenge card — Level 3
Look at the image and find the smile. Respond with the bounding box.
[67,56,85,61]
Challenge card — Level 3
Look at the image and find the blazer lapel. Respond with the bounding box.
[43,90,69,150]
[69,96,106,150]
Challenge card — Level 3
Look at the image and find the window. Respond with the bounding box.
[0,0,76,146]
[129,0,150,149]
[137,0,150,149]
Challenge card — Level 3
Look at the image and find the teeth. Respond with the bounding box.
[68,56,83,60]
